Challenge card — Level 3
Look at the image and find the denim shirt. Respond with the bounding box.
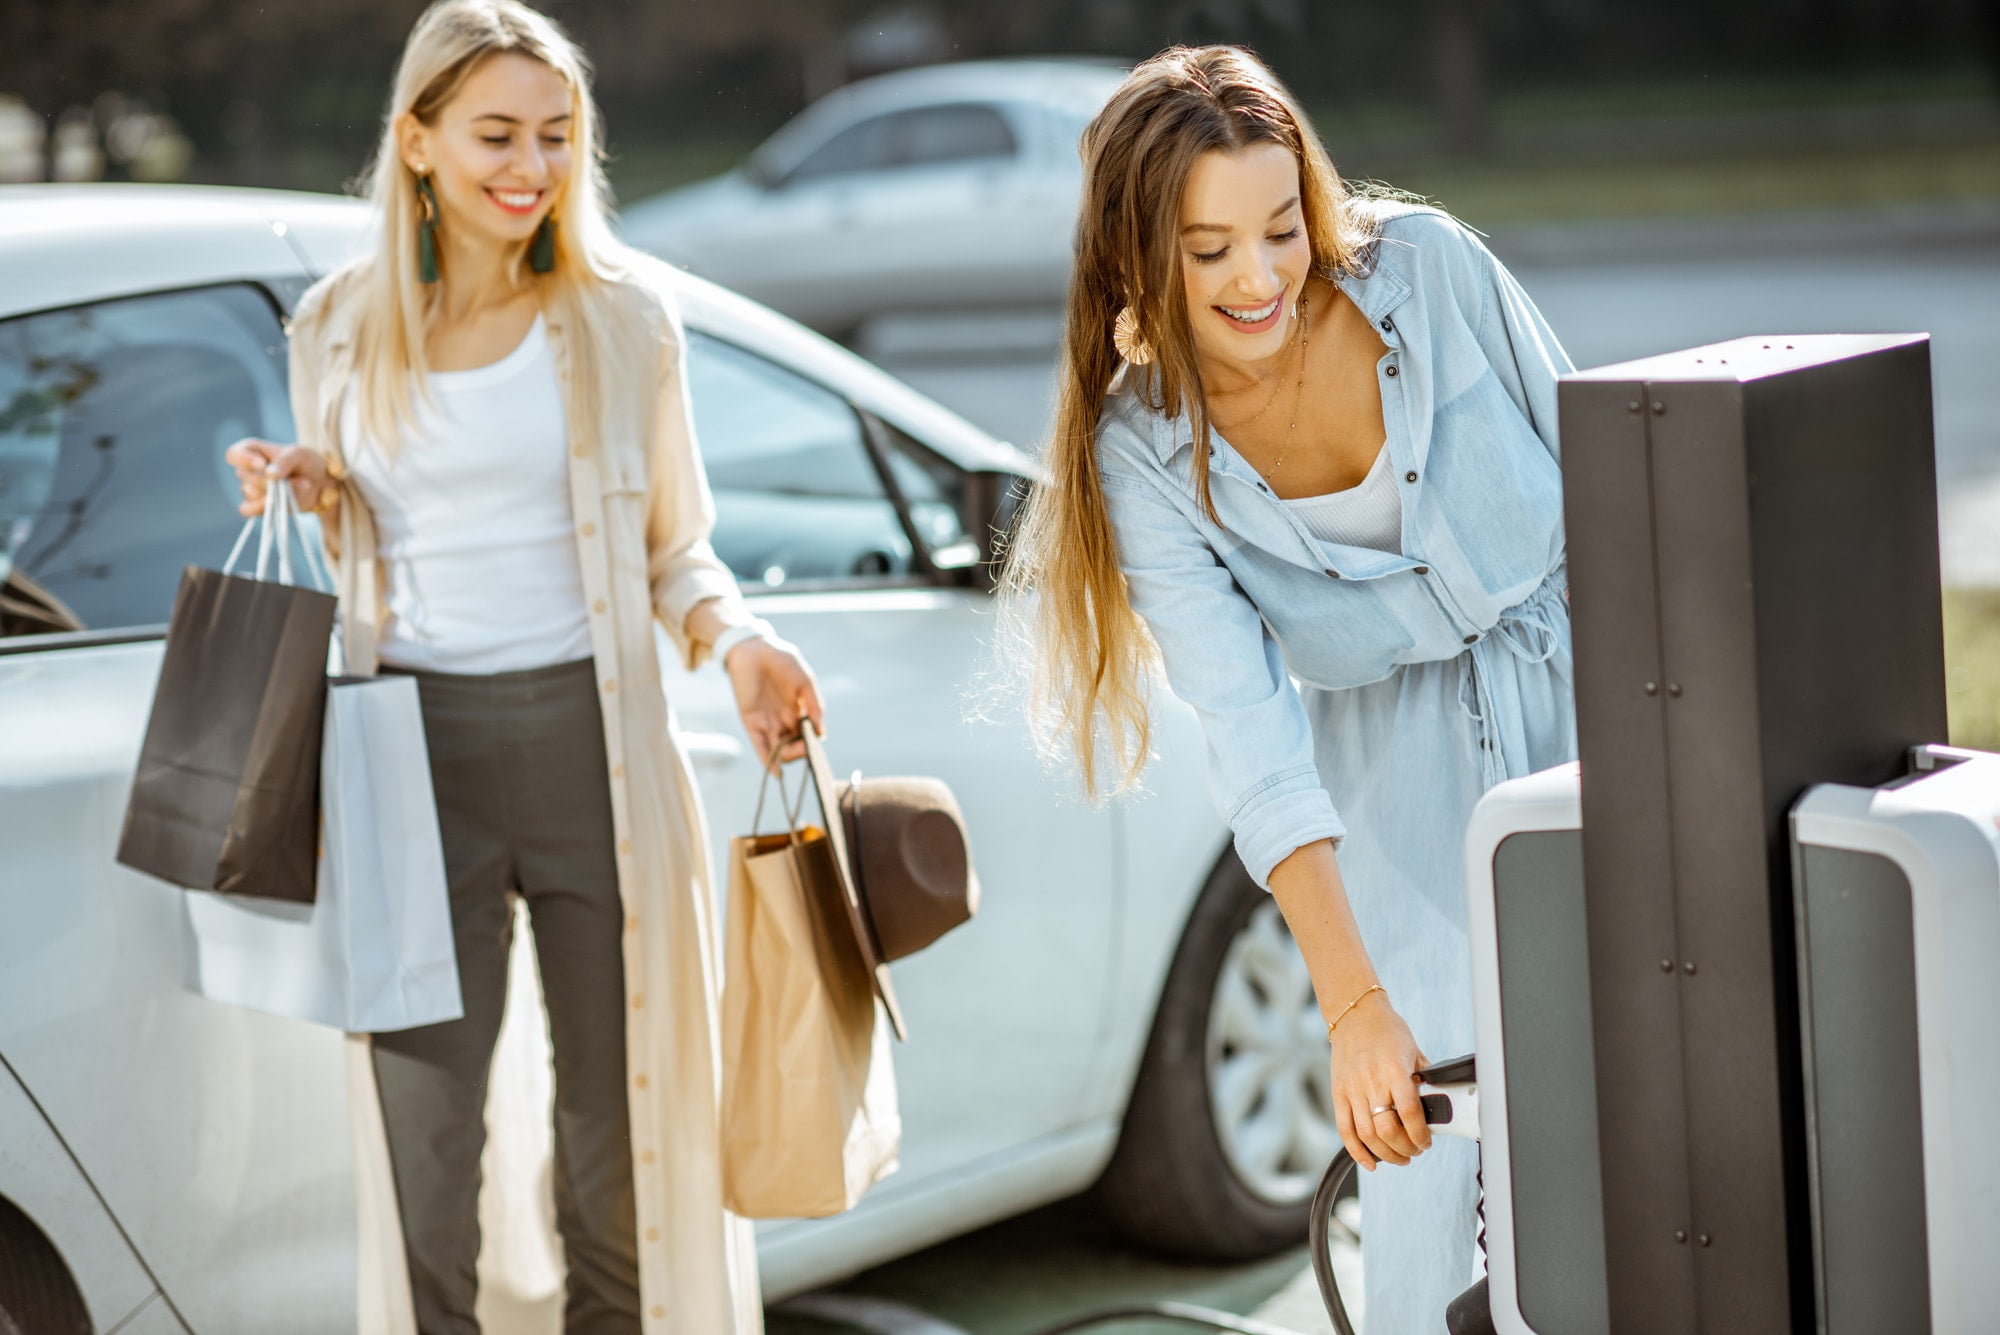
[1097,203,1574,887]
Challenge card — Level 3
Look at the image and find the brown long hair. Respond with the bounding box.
[996,45,1374,797]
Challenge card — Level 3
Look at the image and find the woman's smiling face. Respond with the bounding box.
[1177,141,1312,369]
[405,51,573,255]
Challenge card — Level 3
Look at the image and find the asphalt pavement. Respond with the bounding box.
[763,1190,1361,1335]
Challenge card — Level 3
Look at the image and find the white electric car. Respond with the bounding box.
[616,60,1124,336]
[0,184,1335,1333]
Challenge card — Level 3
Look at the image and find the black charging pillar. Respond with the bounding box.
[1559,334,1947,1334]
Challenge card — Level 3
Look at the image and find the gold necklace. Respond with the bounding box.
[1261,292,1311,483]
[1212,292,1311,438]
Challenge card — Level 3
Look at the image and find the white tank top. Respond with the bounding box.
[343,314,593,675]
[1282,443,1403,552]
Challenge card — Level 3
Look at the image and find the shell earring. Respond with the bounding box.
[1112,306,1155,366]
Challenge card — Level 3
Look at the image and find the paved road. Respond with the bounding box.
[764,1191,1361,1335]
[871,244,2000,584]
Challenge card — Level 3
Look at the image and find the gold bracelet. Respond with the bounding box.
[1325,983,1385,1037]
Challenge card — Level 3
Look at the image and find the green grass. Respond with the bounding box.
[1486,67,1996,125]
[1946,587,2000,752]
[1316,66,2000,226]
[1376,137,2000,228]
[1310,65,1997,141]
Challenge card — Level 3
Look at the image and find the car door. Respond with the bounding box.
[0,278,358,1333]
[661,329,1119,1187]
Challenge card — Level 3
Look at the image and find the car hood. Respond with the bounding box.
[616,173,760,260]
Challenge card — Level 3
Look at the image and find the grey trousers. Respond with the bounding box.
[372,657,641,1335]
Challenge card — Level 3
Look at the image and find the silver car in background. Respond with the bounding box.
[617,60,1124,337]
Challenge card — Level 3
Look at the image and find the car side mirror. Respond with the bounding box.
[961,470,1030,592]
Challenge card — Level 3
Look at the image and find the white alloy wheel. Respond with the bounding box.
[1204,897,1339,1205]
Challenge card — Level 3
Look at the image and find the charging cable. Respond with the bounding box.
[1022,1060,1481,1335]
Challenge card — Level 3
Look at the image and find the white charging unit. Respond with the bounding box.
[1790,745,2000,1335]
[1463,762,1608,1335]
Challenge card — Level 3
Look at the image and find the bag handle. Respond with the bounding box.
[224,473,333,593]
[222,471,346,676]
[749,736,814,843]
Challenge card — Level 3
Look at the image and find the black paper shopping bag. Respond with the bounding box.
[116,565,336,902]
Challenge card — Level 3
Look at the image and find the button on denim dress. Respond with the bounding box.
[1097,202,1577,1333]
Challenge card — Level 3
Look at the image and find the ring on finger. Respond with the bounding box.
[1370,1104,1397,1117]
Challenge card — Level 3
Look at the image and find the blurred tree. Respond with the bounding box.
[0,0,425,184]
[0,0,1988,191]
[1979,0,2000,93]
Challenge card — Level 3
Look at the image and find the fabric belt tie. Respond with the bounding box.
[1456,577,1569,789]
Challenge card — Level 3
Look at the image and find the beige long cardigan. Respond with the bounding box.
[287,259,764,1334]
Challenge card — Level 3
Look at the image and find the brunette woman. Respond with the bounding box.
[226,3,809,1330]
[1003,46,1575,1332]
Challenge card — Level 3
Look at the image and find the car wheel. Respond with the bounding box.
[1096,854,1343,1260]
[0,1197,90,1335]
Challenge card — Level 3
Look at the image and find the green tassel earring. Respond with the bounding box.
[530,216,556,274]
[416,173,440,284]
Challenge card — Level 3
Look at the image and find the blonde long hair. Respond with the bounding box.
[998,46,1375,797]
[347,0,630,455]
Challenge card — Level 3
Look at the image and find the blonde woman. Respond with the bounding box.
[224,2,810,1330]
[1002,47,1575,1331]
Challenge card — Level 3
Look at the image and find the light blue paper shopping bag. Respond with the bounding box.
[181,485,460,1032]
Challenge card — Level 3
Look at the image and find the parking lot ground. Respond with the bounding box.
[765,1192,1357,1335]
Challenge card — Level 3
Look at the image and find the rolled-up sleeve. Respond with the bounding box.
[644,291,752,668]
[1098,437,1343,888]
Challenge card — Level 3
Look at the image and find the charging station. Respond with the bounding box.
[1451,332,2000,1335]
[1562,331,1946,1333]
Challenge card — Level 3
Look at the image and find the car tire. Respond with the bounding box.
[0,1197,90,1335]
[1096,852,1344,1261]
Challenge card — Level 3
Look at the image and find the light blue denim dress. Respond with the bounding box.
[1097,202,1577,1333]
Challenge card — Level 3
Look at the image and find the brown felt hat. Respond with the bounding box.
[800,722,978,1043]
[837,774,980,964]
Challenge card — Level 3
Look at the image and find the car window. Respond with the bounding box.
[784,102,1017,184]
[896,103,1016,168]
[876,420,975,567]
[0,284,291,636]
[785,113,902,184]
[684,332,916,587]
